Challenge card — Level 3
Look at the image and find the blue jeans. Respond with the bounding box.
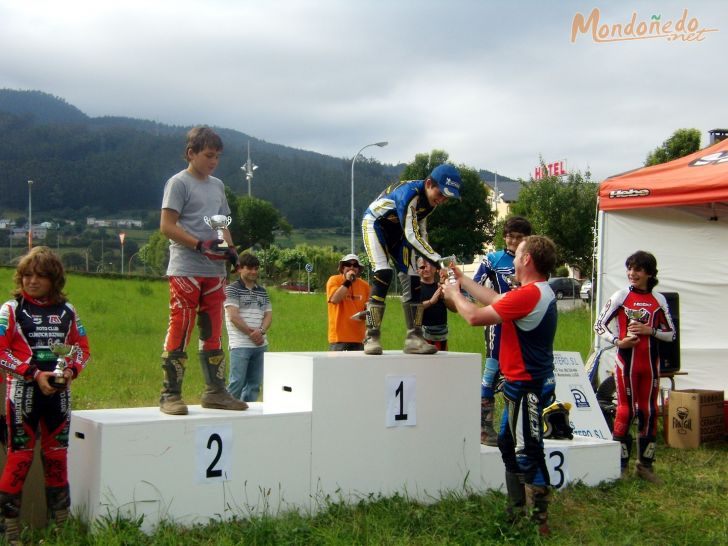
[228,346,266,402]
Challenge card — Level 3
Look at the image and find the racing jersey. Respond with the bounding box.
[473,248,516,294]
[473,248,516,359]
[491,281,557,382]
[0,294,91,380]
[594,286,675,369]
[362,179,441,264]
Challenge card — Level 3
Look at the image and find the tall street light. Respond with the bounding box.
[351,141,388,253]
[240,141,259,197]
[27,180,34,251]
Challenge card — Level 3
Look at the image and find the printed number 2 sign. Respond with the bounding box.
[195,424,233,483]
[386,375,416,427]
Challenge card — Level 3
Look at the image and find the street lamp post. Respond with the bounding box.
[240,141,259,197]
[350,141,388,253]
[119,232,126,275]
[27,180,33,251]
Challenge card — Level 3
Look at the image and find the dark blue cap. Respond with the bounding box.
[429,164,462,200]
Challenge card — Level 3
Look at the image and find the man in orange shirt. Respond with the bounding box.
[326,254,370,351]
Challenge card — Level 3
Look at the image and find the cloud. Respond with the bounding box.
[1,0,726,181]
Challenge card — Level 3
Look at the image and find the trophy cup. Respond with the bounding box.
[203,215,232,248]
[48,339,79,389]
[624,307,647,340]
[502,273,519,289]
[439,255,458,285]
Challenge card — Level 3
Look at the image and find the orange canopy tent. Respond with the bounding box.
[599,137,728,211]
[594,138,728,393]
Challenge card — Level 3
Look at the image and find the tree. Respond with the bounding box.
[226,189,292,250]
[139,230,169,276]
[511,170,597,277]
[400,150,493,262]
[645,128,701,166]
[62,251,86,271]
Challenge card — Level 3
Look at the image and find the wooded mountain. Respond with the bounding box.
[0,89,511,228]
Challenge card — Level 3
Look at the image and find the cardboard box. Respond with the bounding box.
[668,390,725,448]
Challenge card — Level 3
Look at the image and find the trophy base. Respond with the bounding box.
[217,242,229,248]
[49,375,67,389]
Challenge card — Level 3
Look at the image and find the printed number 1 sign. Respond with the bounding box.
[386,375,416,427]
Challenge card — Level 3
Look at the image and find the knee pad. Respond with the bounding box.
[370,269,393,301]
[41,447,68,488]
[197,311,212,341]
[0,450,34,494]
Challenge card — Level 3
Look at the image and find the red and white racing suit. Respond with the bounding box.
[0,293,91,496]
[594,287,675,468]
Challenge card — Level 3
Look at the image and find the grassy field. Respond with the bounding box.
[0,269,726,545]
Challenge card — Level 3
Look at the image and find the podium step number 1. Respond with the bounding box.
[386,375,417,427]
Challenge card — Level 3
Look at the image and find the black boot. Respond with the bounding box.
[200,350,249,410]
[525,484,551,536]
[46,485,70,526]
[402,302,437,354]
[636,438,661,483]
[160,351,189,415]
[480,398,498,446]
[614,433,633,477]
[504,471,525,522]
[363,302,386,355]
[0,492,21,545]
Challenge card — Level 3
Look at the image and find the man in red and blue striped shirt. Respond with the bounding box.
[443,235,558,536]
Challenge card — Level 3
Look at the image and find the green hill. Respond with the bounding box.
[0,89,511,228]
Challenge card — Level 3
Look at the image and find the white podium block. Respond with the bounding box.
[264,351,482,503]
[69,350,621,533]
[69,403,311,531]
[544,436,621,488]
[479,436,621,491]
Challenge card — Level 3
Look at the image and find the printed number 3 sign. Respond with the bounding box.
[196,424,233,483]
[386,375,416,427]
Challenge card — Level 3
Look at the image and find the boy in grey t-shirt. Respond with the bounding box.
[159,126,248,415]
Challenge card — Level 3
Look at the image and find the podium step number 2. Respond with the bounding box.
[196,424,233,483]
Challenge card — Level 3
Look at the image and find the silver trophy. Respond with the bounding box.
[203,215,232,248]
[624,307,648,340]
[48,340,79,389]
[439,255,457,284]
[502,273,519,289]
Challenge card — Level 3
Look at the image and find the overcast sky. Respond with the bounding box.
[1,0,726,181]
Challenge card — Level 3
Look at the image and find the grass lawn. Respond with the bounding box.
[0,268,726,545]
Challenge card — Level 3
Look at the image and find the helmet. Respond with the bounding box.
[543,401,574,440]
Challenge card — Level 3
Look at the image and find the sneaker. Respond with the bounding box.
[635,462,662,484]
[160,395,189,415]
